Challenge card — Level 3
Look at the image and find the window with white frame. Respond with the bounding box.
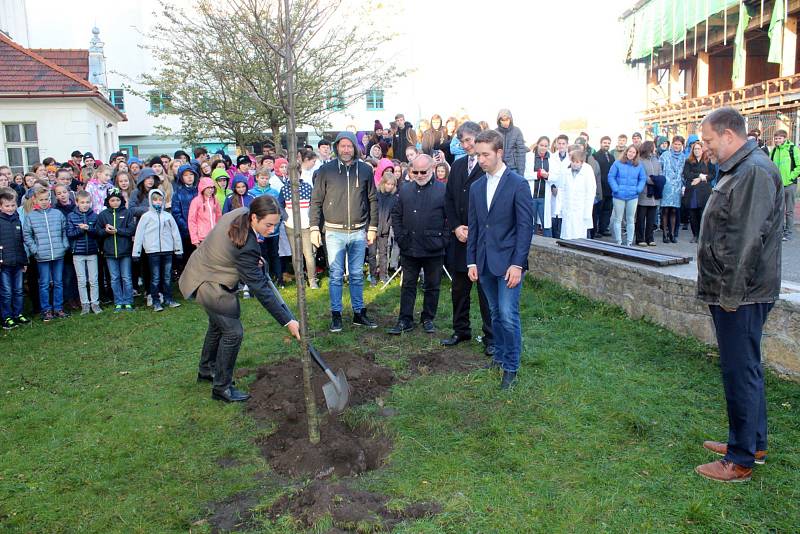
[366,89,384,111]
[3,123,39,174]
[109,89,125,112]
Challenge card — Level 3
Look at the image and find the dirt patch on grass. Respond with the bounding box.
[268,480,442,530]
[407,347,485,376]
[246,351,394,480]
[207,347,481,531]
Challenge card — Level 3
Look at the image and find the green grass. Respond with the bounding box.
[1,277,799,533]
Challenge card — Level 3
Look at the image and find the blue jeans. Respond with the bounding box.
[147,253,174,303]
[531,197,552,237]
[38,258,64,313]
[325,229,366,313]
[0,265,24,319]
[709,303,773,468]
[106,256,133,305]
[612,197,638,246]
[479,273,523,372]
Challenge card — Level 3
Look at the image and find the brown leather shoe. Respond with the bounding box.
[695,459,752,482]
[703,440,767,465]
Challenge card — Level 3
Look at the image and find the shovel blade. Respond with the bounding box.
[322,369,350,414]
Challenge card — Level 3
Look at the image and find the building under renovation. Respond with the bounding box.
[623,0,800,141]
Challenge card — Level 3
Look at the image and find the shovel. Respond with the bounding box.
[266,278,351,413]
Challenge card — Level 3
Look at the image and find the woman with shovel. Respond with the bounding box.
[179,195,301,402]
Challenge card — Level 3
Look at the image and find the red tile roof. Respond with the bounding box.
[0,33,125,121]
[30,49,90,81]
[0,33,96,93]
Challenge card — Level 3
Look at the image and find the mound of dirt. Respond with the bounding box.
[248,351,395,419]
[246,351,395,479]
[205,348,481,531]
[268,480,441,530]
[256,417,391,479]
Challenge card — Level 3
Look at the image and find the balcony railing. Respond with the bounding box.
[644,73,800,125]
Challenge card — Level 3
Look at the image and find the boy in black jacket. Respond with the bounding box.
[0,187,29,329]
[95,189,135,312]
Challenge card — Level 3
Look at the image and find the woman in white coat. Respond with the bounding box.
[524,136,553,238]
[548,135,572,238]
[558,146,597,240]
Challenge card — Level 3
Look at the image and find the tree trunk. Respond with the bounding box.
[283,0,319,445]
[271,122,282,150]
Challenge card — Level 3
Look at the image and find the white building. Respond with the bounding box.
[0,30,125,174]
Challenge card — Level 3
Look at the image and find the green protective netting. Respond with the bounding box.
[624,0,741,62]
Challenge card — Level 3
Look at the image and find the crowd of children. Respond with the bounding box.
[0,145,326,329]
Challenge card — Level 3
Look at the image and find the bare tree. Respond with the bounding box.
[123,1,277,152]
[223,0,401,443]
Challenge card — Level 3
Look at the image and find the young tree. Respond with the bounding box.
[224,0,401,443]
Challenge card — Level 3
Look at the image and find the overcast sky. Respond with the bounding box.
[26,0,646,140]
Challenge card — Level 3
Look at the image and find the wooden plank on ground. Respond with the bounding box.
[555,239,692,267]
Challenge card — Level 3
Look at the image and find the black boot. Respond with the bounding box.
[353,308,377,328]
[500,371,517,390]
[387,320,414,335]
[330,311,343,333]
[212,386,251,402]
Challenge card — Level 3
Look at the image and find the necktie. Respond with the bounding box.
[468,155,476,175]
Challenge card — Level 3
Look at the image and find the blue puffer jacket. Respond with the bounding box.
[171,164,199,239]
[66,207,100,255]
[607,160,647,201]
[22,207,69,262]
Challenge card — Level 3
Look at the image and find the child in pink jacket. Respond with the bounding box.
[188,177,222,245]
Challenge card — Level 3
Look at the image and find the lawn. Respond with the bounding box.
[1,277,798,533]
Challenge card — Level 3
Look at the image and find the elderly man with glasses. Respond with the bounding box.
[388,154,448,335]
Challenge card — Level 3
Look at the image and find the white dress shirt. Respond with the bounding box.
[486,163,507,211]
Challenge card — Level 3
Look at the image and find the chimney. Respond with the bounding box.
[88,26,108,92]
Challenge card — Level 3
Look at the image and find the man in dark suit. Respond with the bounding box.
[467,130,534,390]
[441,121,494,355]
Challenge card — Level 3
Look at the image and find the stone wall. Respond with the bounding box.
[527,239,800,380]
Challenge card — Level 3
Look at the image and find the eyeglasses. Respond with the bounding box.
[409,170,428,175]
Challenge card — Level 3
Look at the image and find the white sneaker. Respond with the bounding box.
[242,284,251,299]
[146,294,153,307]
[91,303,102,314]
[80,304,90,316]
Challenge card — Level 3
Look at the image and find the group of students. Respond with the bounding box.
[0,145,324,329]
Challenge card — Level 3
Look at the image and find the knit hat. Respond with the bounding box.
[105,187,124,206]
[148,156,163,168]
[236,155,251,168]
[374,120,384,132]
[127,156,143,166]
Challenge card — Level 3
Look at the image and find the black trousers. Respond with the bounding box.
[689,207,703,238]
[196,282,244,393]
[635,205,658,244]
[399,254,443,324]
[709,303,773,468]
[450,269,493,345]
[598,195,613,234]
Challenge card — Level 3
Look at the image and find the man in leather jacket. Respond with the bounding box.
[694,107,784,483]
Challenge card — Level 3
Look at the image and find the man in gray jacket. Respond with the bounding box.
[694,107,784,483]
